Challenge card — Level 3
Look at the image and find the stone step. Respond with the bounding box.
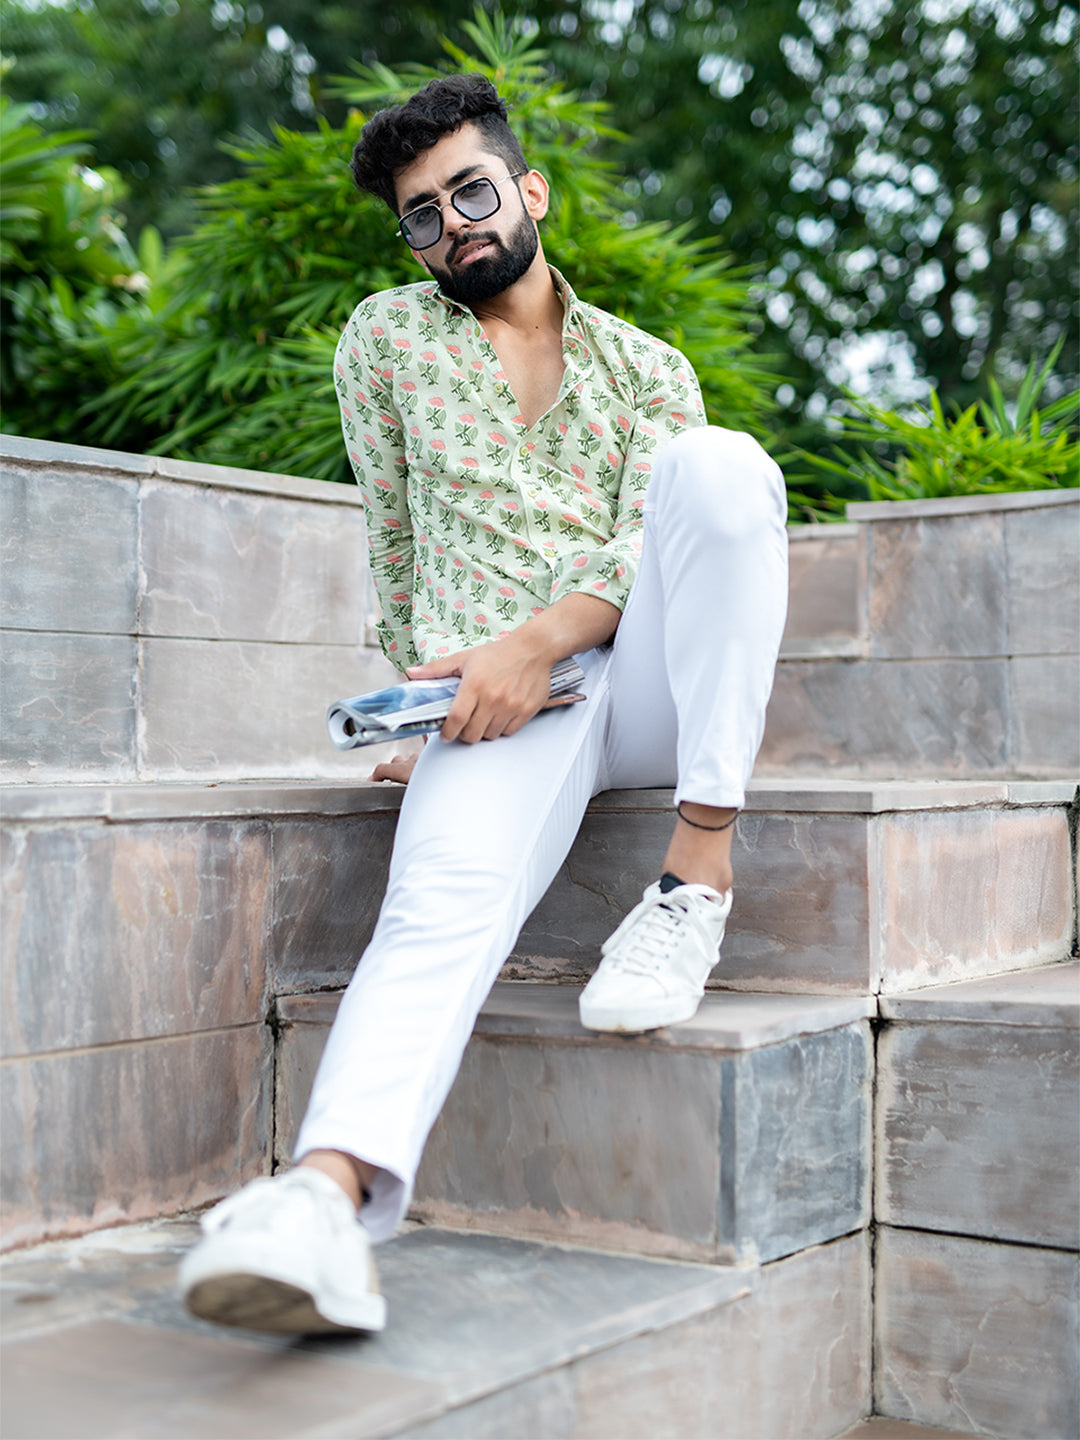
[0,1217,871,1440]
[276,983,874,1266]
[3,777,1074,1250]
[763,490,1080,779]
[873,961,1079,1440]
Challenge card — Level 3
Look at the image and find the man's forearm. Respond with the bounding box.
[512,590,622,666]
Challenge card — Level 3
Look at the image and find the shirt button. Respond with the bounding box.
[519,445,528,458]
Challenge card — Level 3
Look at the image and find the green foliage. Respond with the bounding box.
[91,11,776,482]
[789,350,1079,506]
[0,92,160,444]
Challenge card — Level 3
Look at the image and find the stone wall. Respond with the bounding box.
[0,435,397,782]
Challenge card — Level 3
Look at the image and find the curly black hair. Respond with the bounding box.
[350,74,527,214]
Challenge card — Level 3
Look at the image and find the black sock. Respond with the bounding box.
[659,871,687,893]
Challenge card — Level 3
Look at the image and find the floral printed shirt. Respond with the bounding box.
[334,266,705,669]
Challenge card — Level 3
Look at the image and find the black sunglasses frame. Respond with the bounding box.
[398,172,527,250]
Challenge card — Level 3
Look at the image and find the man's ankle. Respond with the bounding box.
[298,1150,375,1211]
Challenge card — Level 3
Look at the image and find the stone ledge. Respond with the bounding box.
[3,776,1073,823]
[848,487,1078,521]
[277,982,875,1053]
[878,961,1079,1028]
[0,433,363,508]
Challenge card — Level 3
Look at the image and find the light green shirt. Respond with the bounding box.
[334,267,705,668]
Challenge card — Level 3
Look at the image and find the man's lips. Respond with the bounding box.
[450,235,499,266]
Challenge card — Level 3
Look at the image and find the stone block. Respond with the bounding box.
[139,480,369,645]
[401,1232,870,1440]
[783,524,864,647]
[876,806,1075,992]
[0,630,136,780]
[137,635,398,779]
[1,819,271,1057]
[511,808,875,994]
[760,658,1010,777]
[875,1227,1079,1440]
[405,987,871,1263]
[0,464,139,634]
[0,1026,271,1250]
[879,960,1080,1027]
[1005,502,1080,657]
[877,1019,1079,1248]
[868,512,1006,660]
[1011,653,1080,774]
[271,812,398,994]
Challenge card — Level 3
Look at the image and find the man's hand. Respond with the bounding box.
[406,591,621,745]
[407,630,554,743]
[369,750,422,784]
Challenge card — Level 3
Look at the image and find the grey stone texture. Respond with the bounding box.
[1,818,271,1057]
[876,966,1080,1249]
[1,439,389,783]
[276,984,872,1264]
[1,630,138,780]
[138,479,369,644]
[782,523,864,654]
[0,463,139,633]
[0,1218,867,1440]
[1,1027,271,1250]
[875,1227,1079,1440]
[761,488,1079,778]
[137,635,395,780]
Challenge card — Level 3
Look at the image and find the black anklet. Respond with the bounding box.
[676,802,739,832]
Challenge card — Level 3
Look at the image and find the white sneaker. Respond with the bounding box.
[579,879,733,1033]
[178,1167,387,1334]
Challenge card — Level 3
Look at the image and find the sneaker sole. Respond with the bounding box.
[184,1269,386,1334]
[578,992,702,1034]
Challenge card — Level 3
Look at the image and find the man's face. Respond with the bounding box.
[394,124,541,306]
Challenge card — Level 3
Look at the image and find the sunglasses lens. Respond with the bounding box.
[401,207,440,248]
[454,177,499,219]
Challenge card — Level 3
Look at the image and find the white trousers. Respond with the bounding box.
[295,426,789,1241]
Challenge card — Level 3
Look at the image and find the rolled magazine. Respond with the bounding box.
[327,656,587,750]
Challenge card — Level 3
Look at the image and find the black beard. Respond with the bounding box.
[431,211,539,306]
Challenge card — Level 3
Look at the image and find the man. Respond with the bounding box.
[179,74,788,1336]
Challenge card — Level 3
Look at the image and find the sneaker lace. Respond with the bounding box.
[202,1173,347,1236]
[605,888,718,977]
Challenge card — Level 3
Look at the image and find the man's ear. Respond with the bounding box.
[520,168,550,223]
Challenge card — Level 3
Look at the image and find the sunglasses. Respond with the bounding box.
[398,172,527,251]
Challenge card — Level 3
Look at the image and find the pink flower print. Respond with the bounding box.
[410,426,420,438]
[391,299,408,310]
[671,412,686,427]
[391,591,409,603]
[434,545,445,556]
[479,490,495,500]
[387,554,402,564]
[463,456,479,469]
[607,452,620,468]
[447,344,462,356]
[616,415,631,433]
[634,461,651,474]
[498,631,511,639]
[515,569,532,580]
[417,533,428,545]
[453,599,465,611]
[436,646,449,656]
[459,413,475,424]
[557,423,568,437]
[570,465,585,481]
[381,369,393,380]
[473,570,484,581]
[572,555,588,569]
[400,381,416,393]
[388,640,398,652]
[562,512,582,526]
[393,338,411,351]
[574,479,592,494]
[499,586,514,597]
[351,346,361,360]
[591,580,608,592]
[335,362,345,377]
[449,478,464,490]
[476,614,487,625]
[511,536,529,548]
[531,606,545,617]
[430,396,444,408]
[505,501,519,512]
[436,586,445,598]
[616,565,626,578]
[472,360,484,371]
[488,432,507,446]
[371,327,385,337]
[373,478,392,491]
[588,422,603,438]
[453,556,464,568]
[421,352,437,362]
